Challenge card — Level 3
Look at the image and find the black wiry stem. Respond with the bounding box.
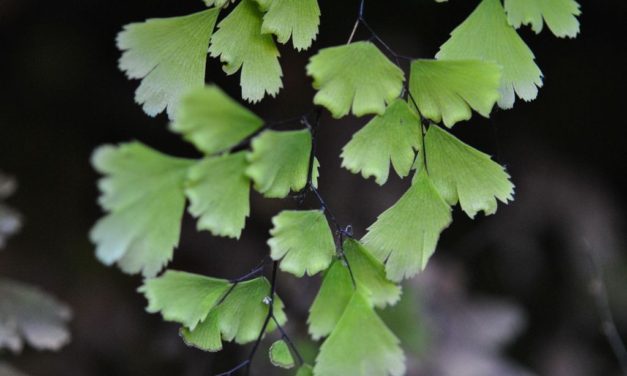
[297,110,357,288]
[218,1,437,373]
[272,315,305,365]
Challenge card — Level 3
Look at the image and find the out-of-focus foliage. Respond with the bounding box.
[0,279,72,353]
[0,173,21,250]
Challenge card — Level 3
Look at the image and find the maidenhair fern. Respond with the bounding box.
[92,0,582,374]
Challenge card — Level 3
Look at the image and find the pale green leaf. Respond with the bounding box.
[269,339,295,369]
[296,365,314,376]
[186,152,251,238]
[504,0,581,38]
[204,0,232,7]
[268,210,335,277]
[193,277,286,345]
[362,171,452,281]
[436,0,543,109]
[307,41,404,118]
[143,274,286,351]
[140,270,230,330]
[425,125,514,218]
[308,240,401,339]
[341,99,421,185]
[246,130,317,198]
[170,85,263,155]
[254,0,273,11]
[180,310,222,351]
[209,0,283,102]
[343,239,401,308]
[314,292,405,376]
[409,59,502,127]
[307,261,353,340]
[90,143,193,277]
[117,9,219,118]
[260,0,320,51]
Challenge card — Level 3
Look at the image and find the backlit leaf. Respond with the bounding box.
[269,339,295,369]
[341,99,421,185]
[308,240,400,339]
[246,130,317,198]
[436,0,543,109]
[141,271,230,330]
[204,0,231,7]
[90,143,193,277]
[296,365,314,376]
[214,279,286,343]
[260,0,320,51]
[143,272,286,351]
[117,9,219,118]
[170,85,263,155]
[307,41,404,118]
[409,59,502,127]
[307,261,353,340]
[180,310,222,351]
[363,171,452,281]
[209,0,283,102]
[186,152,251,238]
[314,292,405,376]
[343,239,401,308]
[268,210,335,277]
[424,125,514,218]
[504,0,581,38]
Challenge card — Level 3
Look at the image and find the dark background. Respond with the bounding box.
[1,0,626,375]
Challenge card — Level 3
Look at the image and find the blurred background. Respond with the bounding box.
[1,0,626,375]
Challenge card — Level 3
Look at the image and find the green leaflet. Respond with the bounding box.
[343,239,401,308]
[90,143,193,277]
[307,41,405,118]
[307,261,353,340]
[180,310,222,351]
[204,0,231,7]
[436,0,543,110]
[409,59,502,127]
[186,152,251,238]
[362,171,452,281]
[504,0,581,38]
[140,271,231,330]
[246,130,318,198]
[296,365,314,376]
[268,210,335,277]
[182,277,286,349]
[341,99,422,185]
[209,0,283,102]
[170,85,263,155]
[117,9,219,118]
[308,240,400,339]
[314,292,405,376]
[142,272,286,352]
[260,0,321,51]
[269,339,295,369]
[424,125,514,218]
